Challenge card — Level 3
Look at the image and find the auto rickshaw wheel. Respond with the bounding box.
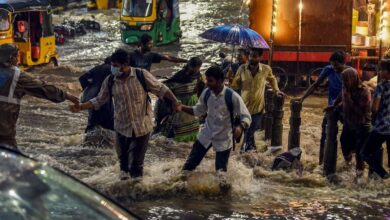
[272,66,288,91]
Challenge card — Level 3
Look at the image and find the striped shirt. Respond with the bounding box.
[373,81,390,134]
[90,68,168,138]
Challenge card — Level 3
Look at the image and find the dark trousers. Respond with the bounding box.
[361,131,389,178]
[340,124,371,171]
[115,132,150,178]
[319,114,327,164]
[183,140,232,172]
[243,112,263,152]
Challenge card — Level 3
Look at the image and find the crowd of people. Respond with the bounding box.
[298,51,390,182]
[1,33,390,186]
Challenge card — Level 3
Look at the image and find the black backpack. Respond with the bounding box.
[271,148,302,171]
[107,68,151,113]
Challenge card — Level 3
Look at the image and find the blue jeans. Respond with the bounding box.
[242,112,263,152]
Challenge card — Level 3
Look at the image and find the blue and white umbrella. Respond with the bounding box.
[199,24,269,49]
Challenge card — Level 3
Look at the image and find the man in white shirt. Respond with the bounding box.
[178,66,252,172]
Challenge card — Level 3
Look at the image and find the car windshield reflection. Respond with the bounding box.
[0,148,139,220]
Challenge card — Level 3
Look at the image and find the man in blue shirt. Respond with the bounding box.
[298,51,346,166]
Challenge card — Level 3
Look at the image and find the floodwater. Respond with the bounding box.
[16,0,390,219]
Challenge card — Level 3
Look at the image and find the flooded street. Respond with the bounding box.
[15,0,390,219]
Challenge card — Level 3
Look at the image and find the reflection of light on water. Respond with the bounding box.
[40,169,47,176]
[8,190,17,198]
[179,1,200,21]
[180,1,208,40]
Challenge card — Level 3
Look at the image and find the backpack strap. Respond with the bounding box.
[224,88,236,151]
[203,88,212,107]
[135,67,151,99]
[135,68,149,93]
[224,88,234,127]
[135,68,151,114]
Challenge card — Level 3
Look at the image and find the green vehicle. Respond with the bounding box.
[120,0,182,46]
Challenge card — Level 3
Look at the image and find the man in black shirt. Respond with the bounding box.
[129,34,187,71]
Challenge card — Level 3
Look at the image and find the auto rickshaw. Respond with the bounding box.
[120,0,182,46]
[0,0,58,69]
[87,0,122,10]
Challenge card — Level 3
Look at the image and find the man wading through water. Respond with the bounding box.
[298,51,346,168]
[178,66,251,188]
[231,47,283,153]
[0,44,79,150]
[70,49,181,181]
[129,34,187,71]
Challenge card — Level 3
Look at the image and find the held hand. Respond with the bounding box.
[173,101,182,112]
[233,125,243,140]
[69,104,81,113]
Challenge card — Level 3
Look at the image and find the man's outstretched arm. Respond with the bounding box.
[161,54,188,63]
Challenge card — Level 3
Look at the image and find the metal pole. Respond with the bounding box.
[296,0,303,86]
[264,89,275,142]
[269,0,277,66]
[379,0,385,63]
[271,94,285,150]
[323,109,339,177]
[288,100,302,150]
[378,0,385,82]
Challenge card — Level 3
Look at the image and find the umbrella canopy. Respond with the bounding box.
[199,24,269,49]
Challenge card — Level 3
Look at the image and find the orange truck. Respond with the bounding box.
[248,0,390,89]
